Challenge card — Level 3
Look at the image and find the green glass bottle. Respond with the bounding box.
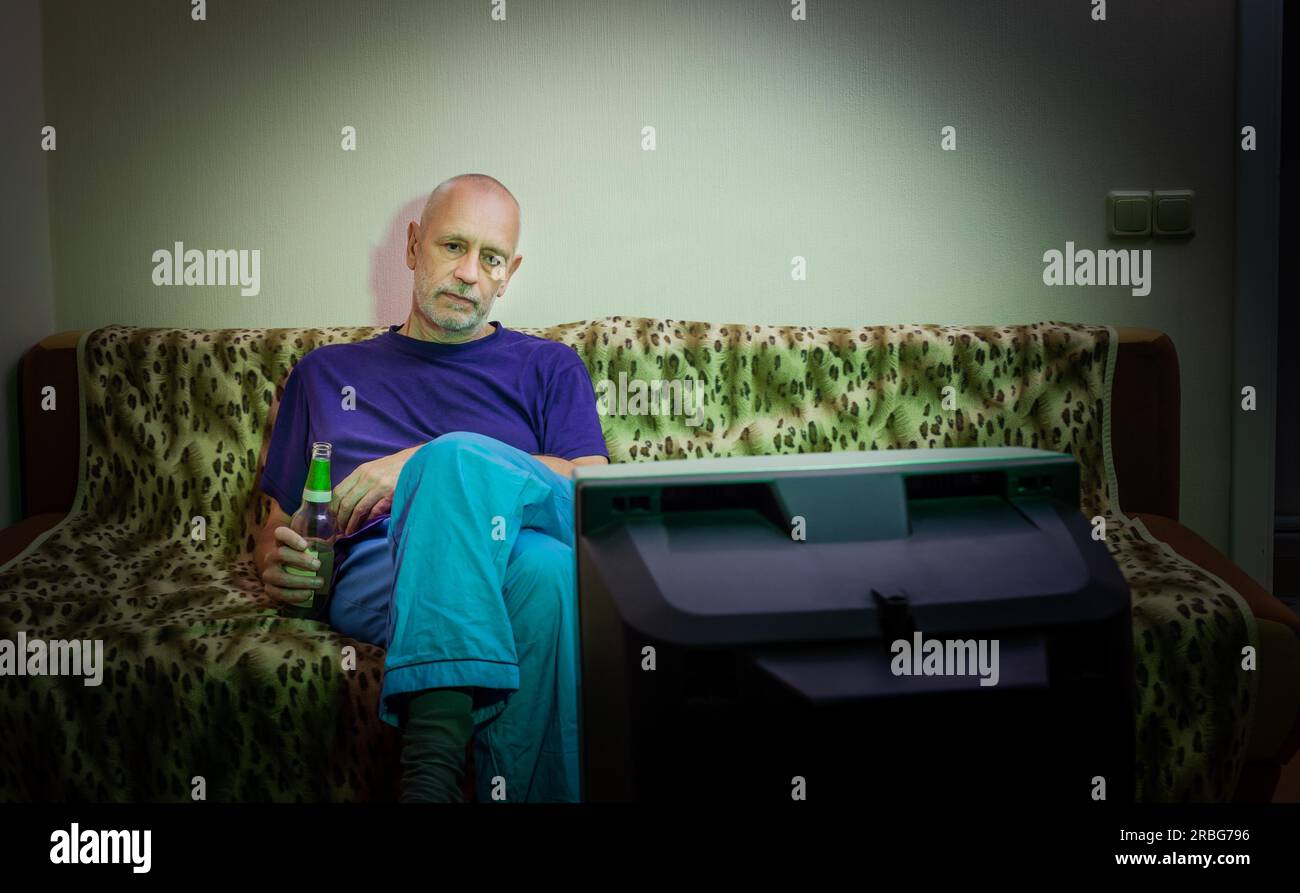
[282,442,338,620]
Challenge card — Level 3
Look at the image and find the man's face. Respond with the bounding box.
[406,184,522,335]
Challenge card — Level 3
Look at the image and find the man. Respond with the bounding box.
[252,174,609,803]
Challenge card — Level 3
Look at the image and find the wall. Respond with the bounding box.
[39,0,1238,551]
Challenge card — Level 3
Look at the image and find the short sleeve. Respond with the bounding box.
[260,361,312,516]
[540,350,609,460]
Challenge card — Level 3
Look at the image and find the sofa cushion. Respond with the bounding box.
[0,320,1260,802]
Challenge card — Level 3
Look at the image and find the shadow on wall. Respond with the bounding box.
[368,195,425,326]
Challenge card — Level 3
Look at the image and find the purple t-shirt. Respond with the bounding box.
[260,321,608,557]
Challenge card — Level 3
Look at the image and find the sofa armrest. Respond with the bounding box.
[1132,511,1300,772]
[1107,328,1180,525]
[17,331,85,519]
[1132,512,1300,639]
[1113,328,1180,521]
[0,512,67,567]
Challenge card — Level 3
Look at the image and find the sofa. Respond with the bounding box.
[2,319,1297,802]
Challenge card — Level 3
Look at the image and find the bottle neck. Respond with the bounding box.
[302,456,332,502]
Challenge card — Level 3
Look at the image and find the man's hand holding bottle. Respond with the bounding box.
[262,527,326,606]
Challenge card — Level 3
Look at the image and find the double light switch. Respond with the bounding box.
[1107,189,1194,237]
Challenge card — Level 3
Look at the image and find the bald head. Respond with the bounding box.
[419,174,521,251]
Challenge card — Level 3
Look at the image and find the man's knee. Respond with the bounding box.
[400,431,503,489]
[419,431,498,463]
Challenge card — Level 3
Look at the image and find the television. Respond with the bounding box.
[573,448,1134,803]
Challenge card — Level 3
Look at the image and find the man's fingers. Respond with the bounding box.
[337,480,371,536]
[277,544,320,571]
[262,566,324,594]
[261,563,322,586]
[264,584,314,605]
[331,474,361,520]
[265,526,324,606]
[273,525,308,551]
[347,490,384,535]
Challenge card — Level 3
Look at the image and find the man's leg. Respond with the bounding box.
[473,528,579,802]
[382,431,578,801]
[323,524,474,801]
[327,523,394,648]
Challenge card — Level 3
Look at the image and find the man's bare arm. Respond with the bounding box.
[532,454,609,478]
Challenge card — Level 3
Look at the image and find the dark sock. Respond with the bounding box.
[400,687,474,803]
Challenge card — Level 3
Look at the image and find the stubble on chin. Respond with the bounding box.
[420,290,488,333]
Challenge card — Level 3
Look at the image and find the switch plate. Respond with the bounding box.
[1107,190,1151,236]
[1153,189,1194,236]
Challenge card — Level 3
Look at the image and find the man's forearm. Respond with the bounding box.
[529,454,608,478]
[531,455,575,478]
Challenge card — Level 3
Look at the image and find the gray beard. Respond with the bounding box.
[430,308,481,332]
[425,294,490,333]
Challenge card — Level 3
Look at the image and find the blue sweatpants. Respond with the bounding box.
[326,431,581,803]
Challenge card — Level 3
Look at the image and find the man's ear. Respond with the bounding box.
[405,221,420,271]
[494,253,523,297]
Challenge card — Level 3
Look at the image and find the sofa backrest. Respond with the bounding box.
[17,319,1123,565]
[23,324,1180,529]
